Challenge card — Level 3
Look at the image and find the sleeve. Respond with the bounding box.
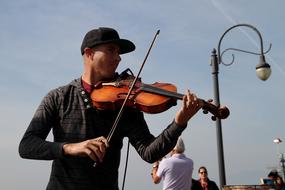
[156,159,167,178]
[18,89,66,160]
[124,109,186,163]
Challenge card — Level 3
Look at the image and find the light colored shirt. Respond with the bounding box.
[156,153,193,190]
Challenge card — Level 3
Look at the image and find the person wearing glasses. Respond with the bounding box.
[194,166,219,190]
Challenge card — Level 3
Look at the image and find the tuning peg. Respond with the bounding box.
[211,116,216,121]
[203,109,208,114]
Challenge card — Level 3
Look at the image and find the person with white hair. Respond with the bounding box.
[151,137,194,190]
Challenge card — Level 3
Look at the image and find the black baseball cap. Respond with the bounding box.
[80,27,135,55]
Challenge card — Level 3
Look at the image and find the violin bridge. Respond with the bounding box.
[101,82,120,87]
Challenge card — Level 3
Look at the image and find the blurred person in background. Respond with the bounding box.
[151,137,194,190]
[276,175,285,190]
[195,166,219,190]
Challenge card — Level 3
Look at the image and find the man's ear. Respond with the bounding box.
[84,48,94,58]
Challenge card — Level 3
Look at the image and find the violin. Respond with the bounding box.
[91,79,229,120]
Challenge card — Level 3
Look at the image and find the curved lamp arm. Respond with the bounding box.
[217,24,272,81]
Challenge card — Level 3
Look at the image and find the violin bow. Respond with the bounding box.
[107,30,160,143]
[93,30,160,168]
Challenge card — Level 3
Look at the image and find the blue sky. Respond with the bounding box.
[1,0,285,189]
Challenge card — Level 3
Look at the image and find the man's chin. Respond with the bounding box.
[102,73,118,82]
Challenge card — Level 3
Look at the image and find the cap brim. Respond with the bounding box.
[109,39,136,54]
[90,39,135,54]
[83,39,135,55]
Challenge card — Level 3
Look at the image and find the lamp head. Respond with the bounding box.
[273,138,282,144]
[256,55,271,81]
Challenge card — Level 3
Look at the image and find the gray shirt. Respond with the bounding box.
[19,78,185,190]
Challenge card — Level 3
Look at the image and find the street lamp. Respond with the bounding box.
[210,24,272,188]
[274,138,282,144]
[273,138,285,180]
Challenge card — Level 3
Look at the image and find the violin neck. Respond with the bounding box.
[140,83,206,104]
[140,83,184,100]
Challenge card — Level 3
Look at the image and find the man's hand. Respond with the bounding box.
[175,90,203,126]
[63,136,108,163]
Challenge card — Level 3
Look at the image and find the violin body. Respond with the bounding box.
[92,81,178,114]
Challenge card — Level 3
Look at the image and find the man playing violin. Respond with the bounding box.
[18,27,203,190]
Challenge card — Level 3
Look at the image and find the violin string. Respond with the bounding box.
[141,83,184,100]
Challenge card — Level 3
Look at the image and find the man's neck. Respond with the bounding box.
[82,71,99,85]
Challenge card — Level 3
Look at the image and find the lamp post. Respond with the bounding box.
[210,24,272,188]
[280,154,285,180]
[273,138,285,180]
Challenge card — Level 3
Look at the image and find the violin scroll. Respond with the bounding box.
[201,99,230,120]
